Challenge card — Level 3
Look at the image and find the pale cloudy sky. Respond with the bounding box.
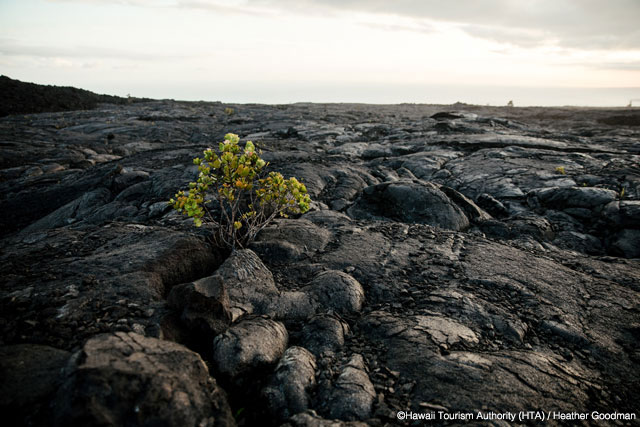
[1,0,639,105]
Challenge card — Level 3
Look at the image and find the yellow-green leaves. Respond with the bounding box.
[257,172,311,217]
[169,188,206,224]
[225,133,240,144]
[245,140,255,153]
[170,133,312,249]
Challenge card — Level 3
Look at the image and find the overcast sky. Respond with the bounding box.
[1,0,639,105]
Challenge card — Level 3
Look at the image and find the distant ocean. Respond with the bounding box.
[113,82,640,107]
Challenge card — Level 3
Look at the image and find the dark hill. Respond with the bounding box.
[0,75,132,117]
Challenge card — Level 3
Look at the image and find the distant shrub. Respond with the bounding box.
[555,166,566,175]
[224,107,235,116]
[170,133,311,250]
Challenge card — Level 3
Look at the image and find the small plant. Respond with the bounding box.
[555,166,566,175]
[234,407,245,419]
[170,133,311,250]
[224,107,235,116]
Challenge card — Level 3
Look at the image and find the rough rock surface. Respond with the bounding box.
[0,344,71,426]
[251,218,332,262]
[349,180,471,230]
[166,278,232,348]
[300,314,350,357]
[212,316,288,381]
[282,411,369,427]
[205,249,280,320]
[1,96,639,425]
[318,354,376,421]
[303,271,366,316]
[53,332,234,426]
[262,346,318,422]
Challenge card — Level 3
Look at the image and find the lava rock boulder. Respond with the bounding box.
[52,332,234,427]
[348,180,470,231]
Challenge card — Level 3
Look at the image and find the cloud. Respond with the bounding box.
[176,0,275,16]
[230,0,640,50]
[314,1,639,49]
[47,0,175,5]
[461,25,551,49]
[51,57,74,67]
[47,0,275,16]
[358,20,435,36]
[594,61,640,71]
[0,39,193,61]
[44,0,640,50]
